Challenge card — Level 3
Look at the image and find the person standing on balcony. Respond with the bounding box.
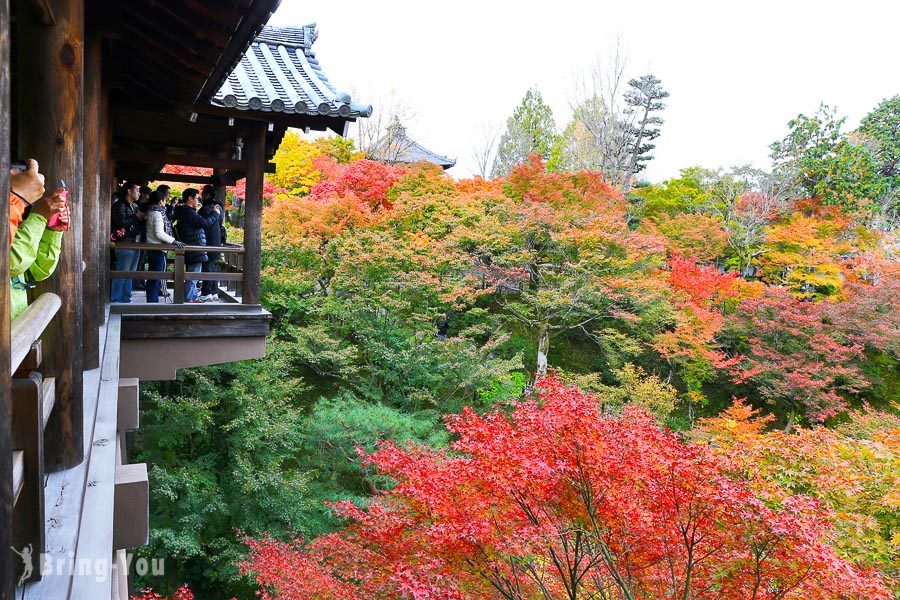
[8,159,68,320]
[134,185,153,291]
[173,187,220,303]
[110,181,145,303]
[144,191,183,303]
[198,184,224,302]
[155,184,175,221]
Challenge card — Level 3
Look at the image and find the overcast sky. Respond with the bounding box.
[269,0,900,182]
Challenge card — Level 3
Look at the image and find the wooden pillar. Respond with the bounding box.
[0,0,15,593]
[212,168,226,204]
[242,122,266,305]
[18,0,85,470]
[82,33,101,369]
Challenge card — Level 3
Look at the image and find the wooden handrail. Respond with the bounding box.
[109,244,247,303]
[11,293,62,375]
[111,242,245,254]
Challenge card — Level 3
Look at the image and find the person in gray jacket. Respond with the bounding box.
[144,191,183,303]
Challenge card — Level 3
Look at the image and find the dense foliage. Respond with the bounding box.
[137,98,898,598]
[241,378,891,599]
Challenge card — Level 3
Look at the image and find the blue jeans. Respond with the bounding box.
[111,248,141,303]
[145,250,167,303]
[184,262,203,302]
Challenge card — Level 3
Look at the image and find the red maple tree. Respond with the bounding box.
[726,288,867,427]
[240,377,888,599]
[131,584,195,600]
[309,159,406,211]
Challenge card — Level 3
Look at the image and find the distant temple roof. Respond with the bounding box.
[212,24,372,119]
[369,117,456,169]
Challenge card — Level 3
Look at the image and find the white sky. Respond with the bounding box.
[270,0,900,182]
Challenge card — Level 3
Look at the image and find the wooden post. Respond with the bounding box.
[99,89,111,319]
[18,0,86,470]
[173,252,185,304]
[0,0,15,593]
[11,376,45,584]
[242,122,266,305]
[82,33,101,369]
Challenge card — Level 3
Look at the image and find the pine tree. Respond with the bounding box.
[621,74,669,192]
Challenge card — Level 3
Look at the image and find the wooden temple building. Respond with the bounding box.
[0,1,369,598]
[368,116,456,169]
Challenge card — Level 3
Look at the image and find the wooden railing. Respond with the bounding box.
[110,242,246,304]
[9,292,61,583]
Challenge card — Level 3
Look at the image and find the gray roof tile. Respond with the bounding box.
[212,24,372,119]
[369,118,456,169]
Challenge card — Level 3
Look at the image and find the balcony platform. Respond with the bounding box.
[110,292,271,381]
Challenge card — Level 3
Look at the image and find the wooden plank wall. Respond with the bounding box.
[17,0,85,471]
[1,0,14,595]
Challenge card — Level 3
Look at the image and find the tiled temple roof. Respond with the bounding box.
[369,117,456,169]
[212,24,372,119]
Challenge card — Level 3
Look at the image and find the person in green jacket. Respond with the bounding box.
[9,159,68,320]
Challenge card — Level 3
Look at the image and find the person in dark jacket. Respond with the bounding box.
[110,181,144,303]
[198,184,225,301]
[173,187,220,302]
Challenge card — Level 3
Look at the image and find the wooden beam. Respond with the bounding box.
[113,463,149,550]
[242,122,266,305]
[122,23,211,76]
[18,0,86,471]
[151,173,215,185]
[131,0,229,47]
[82,34,102,370]
[113,147,247,171]
[0,0,14,592]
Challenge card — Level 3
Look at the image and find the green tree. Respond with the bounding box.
[491,88,560,177]
[858,95,900,224]
[771,104,887,210]
[133,355,310,598]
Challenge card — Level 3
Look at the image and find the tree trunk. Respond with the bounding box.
[535,325,550,378]
[783,408,796,434]
[622,109,649,194]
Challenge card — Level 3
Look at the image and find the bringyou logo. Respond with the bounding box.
[12,545,165,585]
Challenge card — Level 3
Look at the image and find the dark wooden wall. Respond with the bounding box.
[0,0,14,594]
[17,0,85,471]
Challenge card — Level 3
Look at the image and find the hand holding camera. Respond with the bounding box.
[10,159,45,204]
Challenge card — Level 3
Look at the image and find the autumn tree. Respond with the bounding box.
[269,131,361,196]
[696,400,900,590]
[491,88,561,177]
[655,256,739,417]
[241,378,890,599]
[756,202,854,299]
[722,287,868,430]
[488,158,665,377]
